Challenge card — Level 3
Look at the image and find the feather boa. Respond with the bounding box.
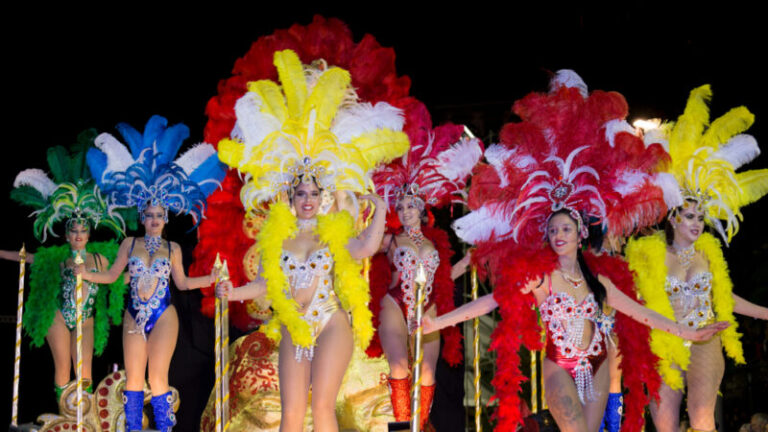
[25,241,126,355]
[257,201,374,350]
[625,232,743,390]
[584,254,660,432]
[367,225,463,365]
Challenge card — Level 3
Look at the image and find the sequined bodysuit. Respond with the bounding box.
[541,281,607,403]
[389,245,440,332]
[666,272,715,333]
[126,239,172,337]
[60,261,100,330]
[280,247,340,361]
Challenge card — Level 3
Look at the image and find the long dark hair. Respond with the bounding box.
[549,209,607,310]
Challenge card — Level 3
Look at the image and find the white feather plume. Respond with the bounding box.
[613,170,648,196]
[485,144,536,188]
[643,128,668,151]
[550,69,588,97]
[653,172,683,209]
[331,102,404,143]
[175,143,217,175]
[452,202,515,244]
[13,169,57,198]
[603,119,636,148]
[234,92,281,152]
[435,137,483,181]
[710,134,759,170]
[94,133,135,175]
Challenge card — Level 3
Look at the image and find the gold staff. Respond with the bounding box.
[471,266,482,431]
[11,245,26,427]
[213,254,231,432]
[74,251,85,432]
[410,264,426,432]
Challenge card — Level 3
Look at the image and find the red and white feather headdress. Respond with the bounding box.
[454,70,671,247]
[373,101,483,211]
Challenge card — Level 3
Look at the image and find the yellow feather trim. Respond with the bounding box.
[626,231,744,389]
[736,169,768,208]
[317,210,374,350]
[217,138,245,168]
[695,233,744,364]
[256,202,310,346]
[626,233,689,390]
[351,129,411,172]
[670,84,711,162]
[701,106,754,150]
[273,50,307,119]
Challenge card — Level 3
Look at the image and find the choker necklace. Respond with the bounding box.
[405,226,424,248]
[559,269,584,290]
[144,235,162,257]
[297,218,317,233]
[675,244,695,269]
[71,249,86,262]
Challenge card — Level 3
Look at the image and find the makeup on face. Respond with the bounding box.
[396,196,422,228]
[66,221,90,250]
[143,205,167,234]
[673,205,705,246]
[293,182,321,219]
[547,213,579,256]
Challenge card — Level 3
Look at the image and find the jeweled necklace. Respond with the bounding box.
[144,235,162,257]
[674,244,695,270]
[559,268,584,290]
[297,217,318,233]
[404,225,424,248]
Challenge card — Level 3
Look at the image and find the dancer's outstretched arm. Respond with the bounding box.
[347,194,387,260]
[423,293,497,334]
[0,249,34,264]
[170,242,215,290]
[733,294,768,320]
[601,275,729,341]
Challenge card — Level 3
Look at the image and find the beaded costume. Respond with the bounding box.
[60,266,100,330]
[125,238,173,337]
[389,244,440,332]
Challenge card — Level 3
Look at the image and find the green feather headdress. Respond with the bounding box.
[11,129,129,242]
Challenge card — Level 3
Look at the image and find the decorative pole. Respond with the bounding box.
[530,348,537,414]
[11,245,26,427]
[74,251,85,432]
[213,254,231,432]
[540,350,547,410]
[471,266,482,431]
[410,264,427,432]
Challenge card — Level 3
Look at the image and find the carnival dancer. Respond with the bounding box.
[1,132,127,403]
[424,71,728,432]
[214,49,409,431]
[80,115,226,431]
[369,113,481,429]
[626,85,768,432]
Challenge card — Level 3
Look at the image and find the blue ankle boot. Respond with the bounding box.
[151,391,176,432]
[123,390,144,432]
[601,392,623,432]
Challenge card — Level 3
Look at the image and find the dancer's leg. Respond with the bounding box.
[649,374,684,432]
[46,311,72,387]
[146,306,179,396]
[123,311,148,392]
[68,317,95,382]
[379,295,409,379]
[543,358,589,432]
[686,337,724,432]
[278,325,311,432]
[583,360,610,432]
[310,310,354,432]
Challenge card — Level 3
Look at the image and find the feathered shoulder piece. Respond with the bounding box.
[454,70,670,248]
[217,49,410,209]
[372,100,483,210]
[87,115,226,223]
[12,129,126,241]
[647,85,768,243]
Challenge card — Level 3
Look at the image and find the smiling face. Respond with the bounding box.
[142,204,166,236]
[395,196,423,228]
[293,181,321,220]
[66,220,90,251]
[672,203,705,246]
[547,212,580,257]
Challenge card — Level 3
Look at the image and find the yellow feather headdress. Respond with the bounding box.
[218,49,410,208]
[652,85,768,243]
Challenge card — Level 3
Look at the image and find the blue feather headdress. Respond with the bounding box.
[87,115,226,224]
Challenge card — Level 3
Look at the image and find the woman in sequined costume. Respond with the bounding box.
[377,194,470,428]
[80,203,216,431]
[217,181,388,432]
[626,203,768,432]
[425,210,727,432]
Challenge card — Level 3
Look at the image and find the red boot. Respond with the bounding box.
[419,384,436,431]
[387,376,412,422]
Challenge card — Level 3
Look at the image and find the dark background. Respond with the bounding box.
[1,4,767,431]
